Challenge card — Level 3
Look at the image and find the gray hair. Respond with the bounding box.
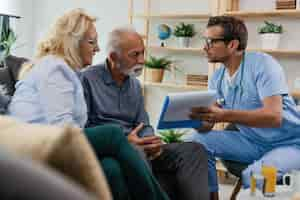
[106,25,138,55]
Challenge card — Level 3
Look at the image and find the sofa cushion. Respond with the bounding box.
[0,149,97,200]
[0,116,112,200]
[0,55,28,96]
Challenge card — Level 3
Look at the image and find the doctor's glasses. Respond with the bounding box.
[203,37,233,49]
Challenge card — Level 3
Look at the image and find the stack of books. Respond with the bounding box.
[276,0,296,9]
[186,74,208,87]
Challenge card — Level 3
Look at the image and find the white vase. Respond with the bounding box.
[260,33,281,50]
[178,37,191,48]
[297,0,300,9]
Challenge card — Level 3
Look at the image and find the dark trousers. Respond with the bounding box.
[84,125,169,200]
[150,142,209,200]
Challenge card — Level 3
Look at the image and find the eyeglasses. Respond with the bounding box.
[204,37,232,49]
[84,39,99,49]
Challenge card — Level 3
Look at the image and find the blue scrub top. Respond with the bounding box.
[209,52,300,147]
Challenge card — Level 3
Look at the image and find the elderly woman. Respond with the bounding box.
[8,8,168,200]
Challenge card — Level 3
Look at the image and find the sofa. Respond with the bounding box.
[0,55,28,96]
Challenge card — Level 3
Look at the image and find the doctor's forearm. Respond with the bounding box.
[221,109,282,128]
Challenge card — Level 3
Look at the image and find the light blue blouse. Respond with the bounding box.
[8,55,87,128]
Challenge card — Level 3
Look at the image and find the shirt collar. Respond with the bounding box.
[101,59,130,87]
[102,59,116,85]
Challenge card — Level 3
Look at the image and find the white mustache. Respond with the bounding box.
[126,65,143,77]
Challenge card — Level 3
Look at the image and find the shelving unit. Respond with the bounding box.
[149,46,300,57]
[129,0,218,90]
[224,9,300,18]
[129,0,300,94]
[148,46,205,54]
[220,0,300,99]
[129,0,300,101]
[143,81,207,90]
[247,48,300,57]
[129,0,300,127]
[134,13,212,20]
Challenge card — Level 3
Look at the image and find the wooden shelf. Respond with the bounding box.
[143,82,207,90]
[148,46,205,53]
[224,10,300,18]
[292,91,300,99]
[247,48,300,57]
[143,82,300,100]
[134,13,211,19]
[147,46,300,57]
[140,34,147,39]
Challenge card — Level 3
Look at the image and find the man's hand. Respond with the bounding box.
[189,104,225,123]
[142,136,163,157]
[127,123,163,157]
[127,123,145,145]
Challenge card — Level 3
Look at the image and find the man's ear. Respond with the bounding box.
[109,52,119,62]
[228,39,240,51]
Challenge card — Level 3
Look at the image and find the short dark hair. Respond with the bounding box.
[207,16,248,51]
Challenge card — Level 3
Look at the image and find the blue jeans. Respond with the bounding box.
[183,130,300,192]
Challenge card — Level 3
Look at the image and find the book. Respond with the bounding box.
[157,90,217,129]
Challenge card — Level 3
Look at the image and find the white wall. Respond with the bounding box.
[7,0,34,59]
[30,0,129,63]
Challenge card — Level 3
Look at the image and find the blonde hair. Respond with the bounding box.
[19,8,96,79]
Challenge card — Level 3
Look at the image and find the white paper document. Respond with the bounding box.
[157,90,217,129]
[164,90,217,121]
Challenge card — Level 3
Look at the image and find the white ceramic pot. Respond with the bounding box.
[178,37,191,48]
[297,0,300,9]
[260,33,281,49]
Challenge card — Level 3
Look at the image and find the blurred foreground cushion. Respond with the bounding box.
[0,116,112,200]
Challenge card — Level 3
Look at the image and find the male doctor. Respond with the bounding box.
[184,15,300,200]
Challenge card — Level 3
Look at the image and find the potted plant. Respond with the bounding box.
[144,55,173,83]
[258,21,283,49]
[0,16,17,67]
[158,129,186,144]
[173,22,196,48]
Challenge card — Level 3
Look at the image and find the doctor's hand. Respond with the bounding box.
[189,105,225,123]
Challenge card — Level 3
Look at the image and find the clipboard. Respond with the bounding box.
[157,90,216,129]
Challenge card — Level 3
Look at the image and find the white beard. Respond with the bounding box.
[126,64,143,77]
[117,63,143,77]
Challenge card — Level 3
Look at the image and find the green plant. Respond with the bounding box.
[258,21,283,34]
[0,16,17,64]
[145,55,173,70]
[173,22,196,37]
[158,129,186,144]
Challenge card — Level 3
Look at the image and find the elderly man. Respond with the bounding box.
[80,26,209,200]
